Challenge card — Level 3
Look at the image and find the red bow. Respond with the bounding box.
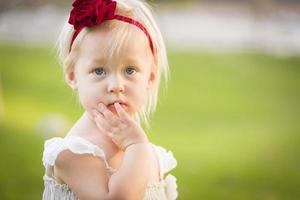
[69,0,116,31]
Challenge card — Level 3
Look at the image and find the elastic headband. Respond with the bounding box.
[68,0,154,54]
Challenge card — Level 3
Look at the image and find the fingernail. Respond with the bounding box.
[98,103,104,110]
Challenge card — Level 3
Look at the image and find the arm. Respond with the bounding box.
[108,143,153,200]
[55,142,154,200]
[55,102,155,200]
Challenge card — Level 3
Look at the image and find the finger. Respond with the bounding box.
[114,102,131,123]
[94,117,114,138]
[95,115,115,138]
[94,112,116,135]
[92,109,102,118]
[98,103,120,127]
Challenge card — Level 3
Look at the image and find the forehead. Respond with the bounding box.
[78,23,153,66]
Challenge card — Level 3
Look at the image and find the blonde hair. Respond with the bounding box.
[55,0,169,129]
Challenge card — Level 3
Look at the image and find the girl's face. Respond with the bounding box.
[67,26,156,117]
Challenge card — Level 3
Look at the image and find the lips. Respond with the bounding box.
[107,100,127,107]
[106,101,127,114]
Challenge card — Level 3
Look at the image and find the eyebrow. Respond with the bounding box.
[86,56,144,70]
[86,58,107,68]
[93,57,107,64]
[124,56,144,67]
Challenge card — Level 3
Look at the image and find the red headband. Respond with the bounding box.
[68,0,154,54]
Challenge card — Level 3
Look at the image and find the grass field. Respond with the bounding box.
[0,43,300,200]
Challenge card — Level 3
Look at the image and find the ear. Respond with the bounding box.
[149,52,159,87]
[65,67,78,91]
[147,68,157,90]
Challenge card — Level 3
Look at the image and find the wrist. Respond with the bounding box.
[123,138,150,151]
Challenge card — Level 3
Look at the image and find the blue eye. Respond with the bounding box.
[94,68,105,76]
[126,67,136,75]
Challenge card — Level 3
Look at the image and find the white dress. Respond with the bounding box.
[42,135,178,200]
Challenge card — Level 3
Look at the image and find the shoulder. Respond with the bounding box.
[41,136,113,199]
[42,135,108,165]
[53,146,110,199]
[54,148,103,170]
[54,147,109,181]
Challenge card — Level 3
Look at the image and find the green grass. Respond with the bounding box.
[0,43,300,199]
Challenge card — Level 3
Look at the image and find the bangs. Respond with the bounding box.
[95,21,140,62]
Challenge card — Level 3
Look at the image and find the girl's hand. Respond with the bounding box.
[92,102,149,151]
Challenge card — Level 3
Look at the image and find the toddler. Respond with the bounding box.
[42,0,178,199]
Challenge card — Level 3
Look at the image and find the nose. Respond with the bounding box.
[107,75,125,94]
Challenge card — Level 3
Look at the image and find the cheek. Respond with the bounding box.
[77,81,103,110]
[130,81,148,109]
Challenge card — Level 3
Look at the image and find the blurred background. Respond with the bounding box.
[0,0,300,199]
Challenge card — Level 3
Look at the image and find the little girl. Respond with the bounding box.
[42,0,178,199]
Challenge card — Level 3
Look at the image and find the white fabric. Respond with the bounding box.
[42,135,178,200]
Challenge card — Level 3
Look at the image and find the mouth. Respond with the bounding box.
[107,101,127,113]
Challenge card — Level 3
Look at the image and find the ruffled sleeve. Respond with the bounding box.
[43,137,63,167]
[151,144,178,200]
[42,136,113,172]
